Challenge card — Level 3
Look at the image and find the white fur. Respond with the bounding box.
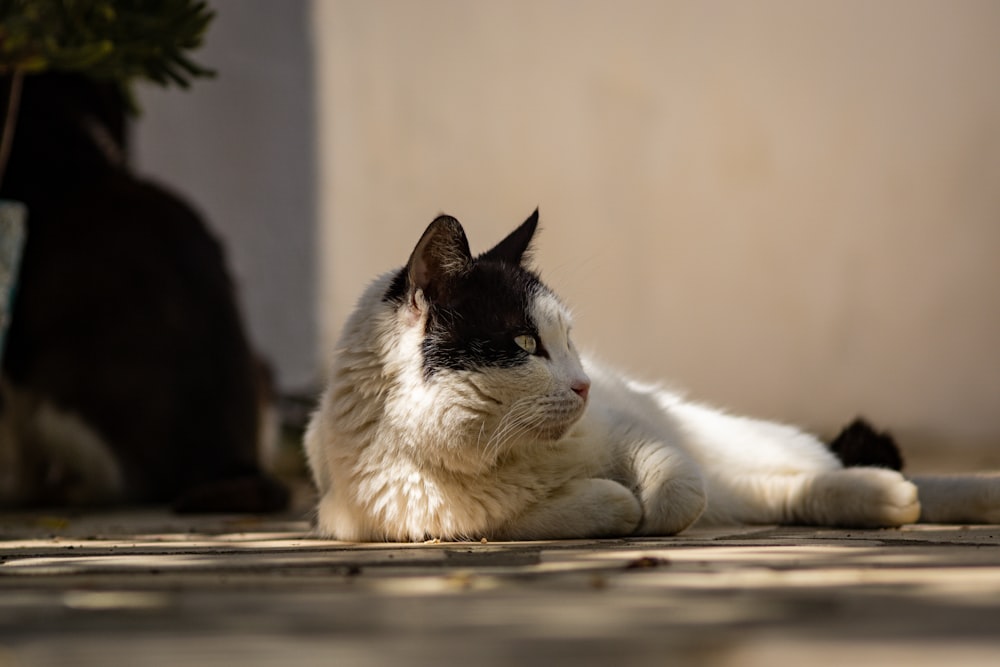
[305,267,995,542]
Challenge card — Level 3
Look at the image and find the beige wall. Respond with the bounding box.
[315,0,1000,467]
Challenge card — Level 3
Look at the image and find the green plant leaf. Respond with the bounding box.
[0,0,216,93]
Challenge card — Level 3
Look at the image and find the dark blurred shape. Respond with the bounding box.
[0,72,288,512]
[828,417,905,472]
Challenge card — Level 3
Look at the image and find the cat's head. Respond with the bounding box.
[385,210,591,449]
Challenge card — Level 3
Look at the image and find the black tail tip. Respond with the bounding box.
[828,417,905,471]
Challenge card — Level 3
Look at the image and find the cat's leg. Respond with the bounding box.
[660,399,919,527]
[499,478,642,540]
[790,467,920,527]
[911,474,1000,524]
[702,467,920,527]
[621,439,707,536]
[314,490,350,539]
[314,488,384,541]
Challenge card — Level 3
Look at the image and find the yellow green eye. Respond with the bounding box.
[514,334,538,355]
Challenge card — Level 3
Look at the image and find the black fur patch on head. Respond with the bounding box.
[384,211,550,376]
[420,261,548,375]
[827,418,905,471]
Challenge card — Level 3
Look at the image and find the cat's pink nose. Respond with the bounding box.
[571,378,591,401]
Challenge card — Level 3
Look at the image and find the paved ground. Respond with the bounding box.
[1,509,999,667]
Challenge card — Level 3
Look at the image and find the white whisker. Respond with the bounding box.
[482,397,550,462]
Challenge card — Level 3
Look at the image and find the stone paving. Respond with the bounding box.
[1,510,1000,666]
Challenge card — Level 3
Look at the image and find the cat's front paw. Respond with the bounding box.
[582,478,644,536]
[504,477,641,539]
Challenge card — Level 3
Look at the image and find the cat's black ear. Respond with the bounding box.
[479,208,539,266]
[406,214,473,303]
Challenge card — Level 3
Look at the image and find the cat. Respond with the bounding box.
[0,73,287,512]
[304,210,1000,541]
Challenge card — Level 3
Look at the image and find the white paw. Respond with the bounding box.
[585,478,643,536]
[635,476,707,536]
[627,441,707,536]
[502,478,642,539]
[832,468,921,527]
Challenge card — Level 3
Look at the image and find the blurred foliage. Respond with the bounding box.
[0,0,215,98]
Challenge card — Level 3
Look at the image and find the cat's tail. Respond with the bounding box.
[828,418,1000,525]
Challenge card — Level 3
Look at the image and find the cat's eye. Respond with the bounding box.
[514,334,538,355]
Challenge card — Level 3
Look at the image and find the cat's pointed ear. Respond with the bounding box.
[406,214,473,304]
[479,208,539,266]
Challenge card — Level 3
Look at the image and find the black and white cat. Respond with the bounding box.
[305,211,1000,541]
